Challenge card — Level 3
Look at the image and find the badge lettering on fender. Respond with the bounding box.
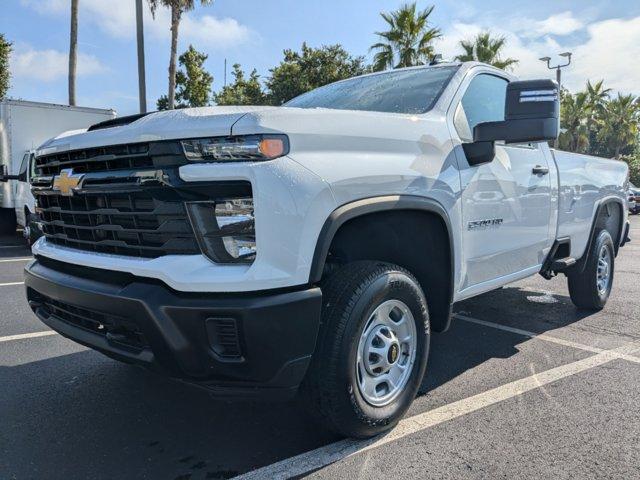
[468,218,504,231]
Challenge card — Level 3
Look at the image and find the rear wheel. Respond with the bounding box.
[302,261,430,438]
[568,229,615,310]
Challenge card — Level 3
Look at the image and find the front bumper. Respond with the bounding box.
[24,257,322,399]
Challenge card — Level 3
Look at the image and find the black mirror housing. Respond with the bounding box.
[462,141,495,166]
[0,165,20,182]
[474,79,559,144]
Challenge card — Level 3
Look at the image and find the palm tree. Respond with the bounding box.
[558,91,590,153]
[68,0,79,106]
[597,94,639,159]
[370,3,441,71]
[147,0,213,110]
[584,80,610,130]
[455,32,518,71]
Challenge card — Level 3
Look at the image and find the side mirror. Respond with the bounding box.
[462,79,559,166]
[475,79,559,144]
[0,165,20,183]
[462,141,495,166]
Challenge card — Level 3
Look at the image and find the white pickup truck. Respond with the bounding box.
[24,62,629,438]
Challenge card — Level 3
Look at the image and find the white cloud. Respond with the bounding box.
[180,15,251,48]
[21,0,253,49]
[11,45,107,82]
[437,14,640,95]
[570,16,640,94]
[534,11,584,36]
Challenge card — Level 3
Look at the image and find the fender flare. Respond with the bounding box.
[308,195,455,293]
[574,197,625,273]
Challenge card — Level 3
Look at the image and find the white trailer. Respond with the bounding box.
[0,99,116,234]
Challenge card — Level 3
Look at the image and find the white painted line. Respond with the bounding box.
[0,245,26,249]
[0,330,58,343]
[237,343,639,480]
[0,281,24,287]
[0,257,32,263]
[454,314,640,364]
[455,314,604,353]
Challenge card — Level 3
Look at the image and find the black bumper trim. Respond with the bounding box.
[24,259,322,399]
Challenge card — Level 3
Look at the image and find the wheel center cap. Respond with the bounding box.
[388,342,400,364]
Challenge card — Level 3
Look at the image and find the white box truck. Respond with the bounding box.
[0,99,115,238]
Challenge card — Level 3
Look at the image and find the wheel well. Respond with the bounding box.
[595,200,623,254]
[321,210,453,332]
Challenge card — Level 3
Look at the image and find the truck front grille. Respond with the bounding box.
[37,188,200,258]
[35,141,187,176]
[33,142,253,259]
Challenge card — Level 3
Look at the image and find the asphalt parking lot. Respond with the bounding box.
[1,219,639,480]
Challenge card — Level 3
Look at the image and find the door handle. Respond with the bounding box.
[532,165,549,175]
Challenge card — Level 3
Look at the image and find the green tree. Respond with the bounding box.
[157,45,213,110]
[455,32,518,71]
[266,43,369,105]
[0,34,11,100]
[585,80,611,121]
[597,93,639,159]
[147,0,213,110]
[558,91,591,153]
[214,63,268,106]
[622,151,640,186]
[370,3,441,71]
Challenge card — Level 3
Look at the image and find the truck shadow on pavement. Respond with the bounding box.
[1,285,595,480]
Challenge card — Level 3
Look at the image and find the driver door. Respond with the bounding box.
[451,73,553,295]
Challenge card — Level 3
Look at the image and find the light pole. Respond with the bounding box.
[135,0,147,113]
[539,52,572,147]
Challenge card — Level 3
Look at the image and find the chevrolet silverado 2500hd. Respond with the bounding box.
[24,62,630,438]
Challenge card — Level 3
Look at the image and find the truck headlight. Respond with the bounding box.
[186,198,256,264]
[181,135,289,162]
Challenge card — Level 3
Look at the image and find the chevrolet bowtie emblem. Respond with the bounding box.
[52,169,84,196]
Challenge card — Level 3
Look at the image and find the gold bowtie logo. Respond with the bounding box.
[52,169,84,196]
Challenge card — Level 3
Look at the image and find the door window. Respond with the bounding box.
[454,74,508,142]
[29,154,36,179]
[18,153,29,179]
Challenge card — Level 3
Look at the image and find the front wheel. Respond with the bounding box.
[301,261,430,438]
[568,229,615,310]
[23,212,41,247]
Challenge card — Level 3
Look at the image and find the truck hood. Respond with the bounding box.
[36,106,276,155]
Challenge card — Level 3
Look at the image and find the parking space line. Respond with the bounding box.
[454,314,640,364]
[237,343,639,480]
[0,257,32,263]
[0,330,58,343]
[0,281,24,287]
[0,245,26,249]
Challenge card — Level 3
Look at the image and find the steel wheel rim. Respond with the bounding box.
[596,245,611,296]
[356,299,417,407]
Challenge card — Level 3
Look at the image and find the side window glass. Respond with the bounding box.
[29,154,36,178]
[18,153,29,176]
[454,74,508,142]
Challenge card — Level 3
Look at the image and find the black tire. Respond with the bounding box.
[0,208,17,235]
[301,261,430,438]
[24,212,41,247]
[568,229,615,310]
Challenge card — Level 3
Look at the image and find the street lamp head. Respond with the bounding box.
[539,56,551,62]
[559,52,572,58]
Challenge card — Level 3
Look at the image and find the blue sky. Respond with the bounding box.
[3,0,640,115]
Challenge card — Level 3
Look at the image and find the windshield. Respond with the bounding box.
[284,66,458,115]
